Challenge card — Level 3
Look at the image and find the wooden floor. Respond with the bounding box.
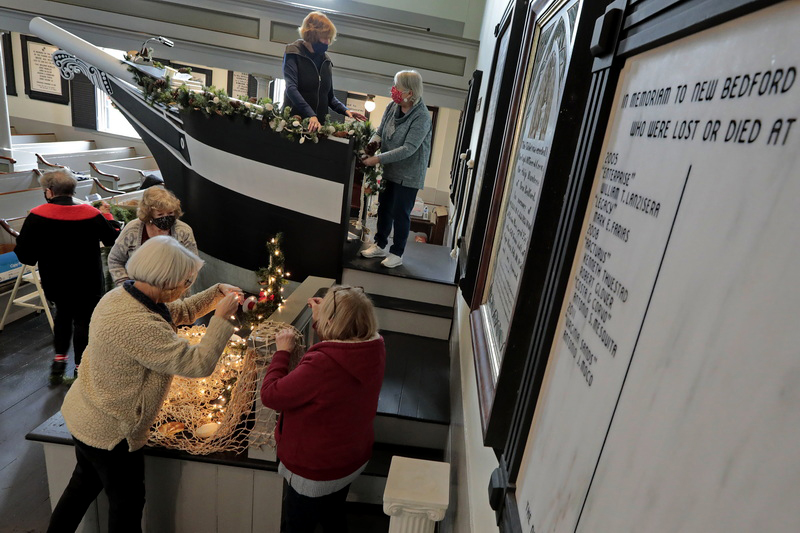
[0,311,67,533]
[0,311,389,533]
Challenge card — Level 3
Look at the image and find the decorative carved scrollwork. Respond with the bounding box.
[52,50,113,95]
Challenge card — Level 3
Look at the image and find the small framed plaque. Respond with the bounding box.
[227,71,256,99]
[21,35,69,105]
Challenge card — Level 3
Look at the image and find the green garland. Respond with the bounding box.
[241,233,290,329]
[124,57,384,195]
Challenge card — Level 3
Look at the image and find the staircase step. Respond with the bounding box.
[343,268,456,307]
[374,308,451,340]
[344,239,457,285]
[377,330,449,426]
[369,293,453,320]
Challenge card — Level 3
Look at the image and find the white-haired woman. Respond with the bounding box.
[361,70,432,268]
[47,236,242,532]
[108,186,197,286]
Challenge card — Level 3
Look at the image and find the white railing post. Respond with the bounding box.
[383,456,450,533]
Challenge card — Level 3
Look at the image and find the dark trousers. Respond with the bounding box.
[375,180,419,257]
[47,438,145,533]
[51,295,99,365]
[283,482,350,533]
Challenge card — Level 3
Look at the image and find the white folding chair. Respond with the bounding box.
[0,263,55,332]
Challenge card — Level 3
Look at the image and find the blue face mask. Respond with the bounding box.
[312,42,328,55]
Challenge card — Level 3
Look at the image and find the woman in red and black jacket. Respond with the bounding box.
[261,286,385,533]
[14,170,120,383]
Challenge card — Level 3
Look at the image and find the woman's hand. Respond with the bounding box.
[214,292,241,320]
[308,116,321,132]
[275,328,296,352]
[218,284,243,298]
[307,297,323,322]
[362,156,380,166]
[347,110,367,122]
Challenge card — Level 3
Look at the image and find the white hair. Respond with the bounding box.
[126,235,204,289]
[394,70,423,103]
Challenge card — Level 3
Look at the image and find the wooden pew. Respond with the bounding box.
[11,133,57,144]
[6,141,97,171]
[0,181,94,220]
[37,146,138,174]
[90,156,158,191]
[0,170,42,194]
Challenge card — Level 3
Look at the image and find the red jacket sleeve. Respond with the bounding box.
[260,350,324,411]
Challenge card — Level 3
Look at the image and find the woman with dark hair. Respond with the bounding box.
[282,11,366,132]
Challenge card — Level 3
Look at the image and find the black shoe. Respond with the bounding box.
[49,360,66,386]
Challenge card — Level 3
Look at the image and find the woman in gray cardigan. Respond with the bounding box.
[47,236,242,532]
[361,70,432,268]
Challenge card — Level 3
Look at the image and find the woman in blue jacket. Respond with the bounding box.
[361,70,432,268]
[282,11,366,132]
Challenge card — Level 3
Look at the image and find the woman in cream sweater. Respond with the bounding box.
[47,236,242,533]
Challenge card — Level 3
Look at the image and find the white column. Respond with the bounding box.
[383,456,450,533]
[0,31,13,158]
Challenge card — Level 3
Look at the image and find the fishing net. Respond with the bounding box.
[148,320,305,455]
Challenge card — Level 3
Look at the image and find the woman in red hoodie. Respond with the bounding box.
[261,286,386,533]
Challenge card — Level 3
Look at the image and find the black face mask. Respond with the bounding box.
[43,191,52,203]
[151,215,176,230]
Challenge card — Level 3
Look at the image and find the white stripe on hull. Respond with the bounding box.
[112,87,345,225]
[184,135,344,224]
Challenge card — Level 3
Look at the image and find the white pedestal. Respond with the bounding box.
[383,456,450,533]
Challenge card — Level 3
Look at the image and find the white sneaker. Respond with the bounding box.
[361,244,388,258]
[381,253,403,268]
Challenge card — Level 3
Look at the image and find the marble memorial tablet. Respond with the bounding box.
[26,40,61,95]
[516,2,800,531]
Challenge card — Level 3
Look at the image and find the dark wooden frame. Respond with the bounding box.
[449,70,482,201]
[2,32,16,97]
[458,0,528,300]
[20,35,69,105]
[427,105,438,167]
[470,0,603,450]
[448,70,483,251]
[489,0,789,531]
[170,62,213,88]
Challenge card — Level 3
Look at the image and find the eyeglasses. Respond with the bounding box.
[166,275,195,292]
[331,286,364,318]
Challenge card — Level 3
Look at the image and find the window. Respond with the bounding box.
[96,47,140,139]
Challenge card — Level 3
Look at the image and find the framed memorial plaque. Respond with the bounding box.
[20,35,68,104]
[458,0,528,301]
[2,32,16,97]
[466,0,603,449]
[227,71,256,99]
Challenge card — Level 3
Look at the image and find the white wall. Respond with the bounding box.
[353,0,489,39]
[444,291,500,533]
